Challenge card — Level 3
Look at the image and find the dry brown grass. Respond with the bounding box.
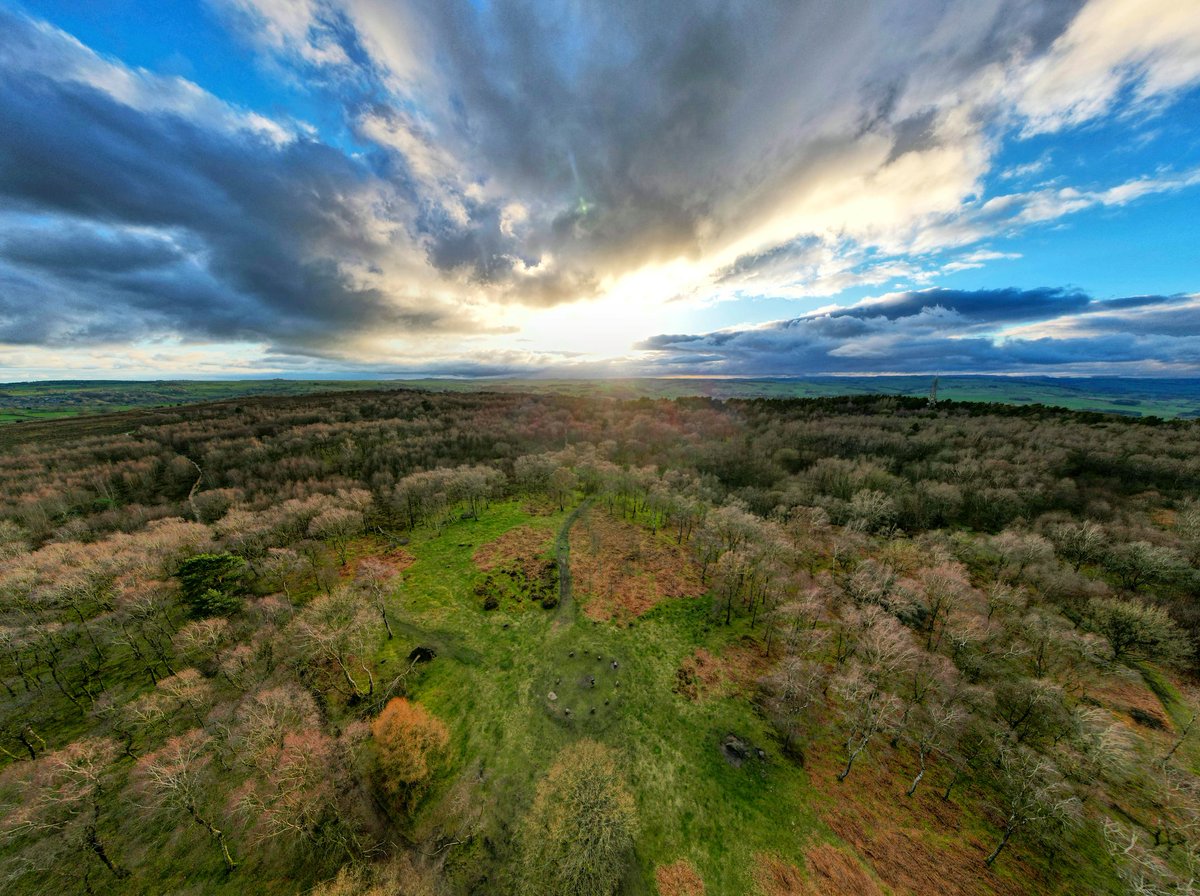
[752,854,807,896]
[807,744,1031,896]
[570,510,702,621]
[473,525,553,579]
[1152,508,1178,528]
[520,497,560,516]
[802,844,884,896]
[721,638,771,695]
[1085,668,1173,735]
[753,848,882,896]
[655,859,706,896]
[675,639,770,701]
[340,544,416,580]
[674,648,724,700]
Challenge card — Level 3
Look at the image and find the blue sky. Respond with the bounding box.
[1,0,1198,378]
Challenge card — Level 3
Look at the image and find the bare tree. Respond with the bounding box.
[904,700,965,797]
[310,507,365,566]
[134,729,237,871]
[1085,597,1191,665]
[290,589,377,701]
[356,558,397,640]
[833,667,901,782]
[760,656,827,759]
[1,737,129,879]
[984,746,1078,867]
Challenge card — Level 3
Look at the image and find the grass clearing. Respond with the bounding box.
[376,500,822,894]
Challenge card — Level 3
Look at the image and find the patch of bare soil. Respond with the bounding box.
[473,525,553,579]
[655,859,706,896]
[569,511,702,621]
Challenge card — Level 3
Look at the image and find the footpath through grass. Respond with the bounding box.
[378,500,822,893]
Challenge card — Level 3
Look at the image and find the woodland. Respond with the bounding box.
[2,388,1200,895]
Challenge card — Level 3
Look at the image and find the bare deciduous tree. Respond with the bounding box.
[134,729,237,871]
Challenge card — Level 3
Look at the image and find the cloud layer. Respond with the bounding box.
[1,0,1199,374]
[639,289,1200,375]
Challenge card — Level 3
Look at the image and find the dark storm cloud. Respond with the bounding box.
[826,287,1092,324]
[5,0,1164,366]
[636,289,1200,374]
[0,9,478,352]
[0,222,186,275]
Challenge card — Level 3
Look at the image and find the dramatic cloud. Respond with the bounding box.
[638,289,1200,375]
[1,0,1199,375]
[0,8,486,358]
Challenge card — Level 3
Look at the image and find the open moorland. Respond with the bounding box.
[2,389,1200,895]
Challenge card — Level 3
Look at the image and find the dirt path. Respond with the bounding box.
[552,497,592,629]
[183,456,204,522]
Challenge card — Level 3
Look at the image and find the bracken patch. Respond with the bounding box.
[801,844,883,896]
[674,640,768,701]
[340,545,416,581]
[473,525,553,580]
[655,859,706,896]
[674,648,723,700]
[751,853,806,896]
[1085,668,1174,736]
[809,743,1030,896]
[570,510,701,621]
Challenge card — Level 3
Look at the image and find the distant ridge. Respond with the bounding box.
[2,375,1199,424]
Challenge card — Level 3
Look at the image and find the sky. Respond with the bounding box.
[0,0,1198,380]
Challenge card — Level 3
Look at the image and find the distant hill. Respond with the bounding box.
[2,375,1199,424]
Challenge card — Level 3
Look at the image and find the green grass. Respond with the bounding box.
[379,501,821,893]
[1136,662,1200,775]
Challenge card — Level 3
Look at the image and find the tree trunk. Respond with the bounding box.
[87,811,130,878]
[1161,713,1196,765]
[48,664,85,710]
[942,772,961,802]
[984,827,1012,867]
[838,738,867,782]
[906,751,927,797]
[188,804,237,871]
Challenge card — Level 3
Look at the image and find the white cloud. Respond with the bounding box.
[1013,0,1200,133]
[0,12,299,144]
[6,0,1200,374]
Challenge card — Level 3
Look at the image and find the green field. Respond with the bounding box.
[2,375,1200,423]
